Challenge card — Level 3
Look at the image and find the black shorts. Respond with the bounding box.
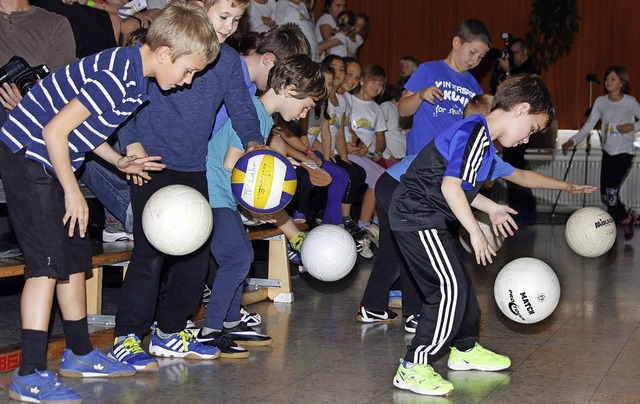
[0,142,91,280]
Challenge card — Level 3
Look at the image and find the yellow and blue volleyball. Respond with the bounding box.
[231,149,297,214]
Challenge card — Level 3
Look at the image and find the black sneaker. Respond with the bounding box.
[196,329,250,359]
[356,306,398,323]
[343,218,369,241]
[223,323,272,346]
[405,314,420,333]
[240,307,262,327]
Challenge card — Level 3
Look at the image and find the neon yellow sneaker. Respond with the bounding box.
[447,343,511,371]
[393,360,454,396]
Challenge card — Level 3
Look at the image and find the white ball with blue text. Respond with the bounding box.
[494,257,560,324]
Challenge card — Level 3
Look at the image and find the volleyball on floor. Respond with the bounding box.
[300,225,357,282]
[459,211,505,254]
[231,149,297,214]
[142,185,212,256]
[494,257,560,324]
[565,207,616,257]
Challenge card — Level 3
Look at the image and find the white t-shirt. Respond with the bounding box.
[339,92,354,142]
[569,94,640,155]
[275,0,319,61]
[324,95,348,152]
[349,96,387,153]
[328,32,348,57]
[346,33,363,57]
[380,101,407,159]
[247,0,276,33]
[314,13,336,58]
[314,13,336,42]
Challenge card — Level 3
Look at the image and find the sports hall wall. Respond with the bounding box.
[337,0,639,130]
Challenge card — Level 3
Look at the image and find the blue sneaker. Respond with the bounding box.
[292,211,306,224]
[109,334,159,372]
[389,290,402,309]
[152,320,199,338]
[60,348,136,378]
[148,329,220,359]
[9,369,82,403]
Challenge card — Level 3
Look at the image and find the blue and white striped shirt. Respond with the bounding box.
[0,45,148,171]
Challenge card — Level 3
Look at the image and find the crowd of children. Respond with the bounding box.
[0,0,630,402]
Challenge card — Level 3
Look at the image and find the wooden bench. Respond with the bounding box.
[0,223,303,372]
[242,223,306,305]
[0,241,134,316]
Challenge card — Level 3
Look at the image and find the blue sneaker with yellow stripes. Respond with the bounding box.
[109,334,159,372]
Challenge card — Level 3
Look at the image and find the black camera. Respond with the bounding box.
[0,56,50,96]
[497,32,513,60]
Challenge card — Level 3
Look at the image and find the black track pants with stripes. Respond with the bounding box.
[394,227,480,364]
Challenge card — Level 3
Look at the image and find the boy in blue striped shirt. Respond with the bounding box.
[0,3,218,403]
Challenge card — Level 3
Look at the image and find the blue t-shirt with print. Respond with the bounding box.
[404,60,482,155]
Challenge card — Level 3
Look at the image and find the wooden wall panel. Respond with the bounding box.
[318,0,640,129]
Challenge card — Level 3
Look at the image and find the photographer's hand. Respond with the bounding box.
[0,83,23,110]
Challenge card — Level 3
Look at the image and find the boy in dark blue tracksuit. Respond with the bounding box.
[390,74,555,397]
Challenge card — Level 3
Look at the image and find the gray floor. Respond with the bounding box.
[1,222,640,403]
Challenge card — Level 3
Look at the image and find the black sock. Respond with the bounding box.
[62,317,93,356]
[18,329,48,376]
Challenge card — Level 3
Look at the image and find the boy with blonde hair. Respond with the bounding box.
[1,2,217,402]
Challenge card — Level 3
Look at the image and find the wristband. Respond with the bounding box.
[87,0,95,6]
[305,146,313,154]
